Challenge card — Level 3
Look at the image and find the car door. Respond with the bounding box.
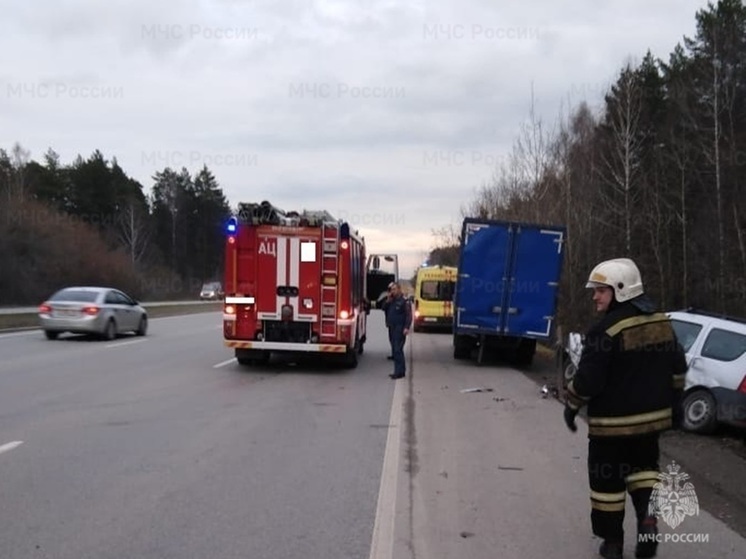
[670,316,708,389]
[114,290,137,331]
[103,290,124,330]
[692,327,746,391]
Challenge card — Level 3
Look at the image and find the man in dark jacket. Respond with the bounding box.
[564,258,688,559]
[381,282,396,359]
[384,282,412,379]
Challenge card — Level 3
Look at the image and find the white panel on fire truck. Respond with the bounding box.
[291,237,317,322]
[301,241,316,262]
[225,296,255,304]
[275,236,287,317]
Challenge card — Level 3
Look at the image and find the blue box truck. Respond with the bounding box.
[452,217,566,365]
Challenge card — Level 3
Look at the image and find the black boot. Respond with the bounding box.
[599,540,623,559]
[635,517,658,558]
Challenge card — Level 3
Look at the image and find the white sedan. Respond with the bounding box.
[38,286,148,340]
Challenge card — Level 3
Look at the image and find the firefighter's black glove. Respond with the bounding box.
[564,405,578,433]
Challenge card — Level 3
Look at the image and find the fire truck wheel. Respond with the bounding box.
[236,350,270,366]
[344,341,359,368]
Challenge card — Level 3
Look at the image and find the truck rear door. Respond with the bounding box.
[456,220,564,337]
[456,221,512,331]
[503,226,564,338]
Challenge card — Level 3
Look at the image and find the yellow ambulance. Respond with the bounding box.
[412,265,457,332]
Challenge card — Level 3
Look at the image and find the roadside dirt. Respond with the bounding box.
[518,349,746,539]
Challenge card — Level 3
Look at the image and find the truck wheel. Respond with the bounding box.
[681,390,717,434]
[453,335,471,360]
[513,339,536,367]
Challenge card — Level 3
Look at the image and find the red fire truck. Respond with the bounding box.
[222,201,369,367]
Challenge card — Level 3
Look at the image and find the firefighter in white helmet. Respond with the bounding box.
[564,258,688,559]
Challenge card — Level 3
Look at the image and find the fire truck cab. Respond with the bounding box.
[223,201,369,368]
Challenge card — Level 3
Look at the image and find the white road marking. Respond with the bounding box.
[105,339,148,349]
[368,374,404,559]
[213,358,237,369]
[0,441,24,455]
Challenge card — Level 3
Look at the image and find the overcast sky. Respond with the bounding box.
[1,0,712,277]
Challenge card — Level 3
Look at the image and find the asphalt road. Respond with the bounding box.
[1,312,744,559]
[0,313,393,559]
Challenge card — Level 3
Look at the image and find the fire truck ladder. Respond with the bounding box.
[321,221,340,338]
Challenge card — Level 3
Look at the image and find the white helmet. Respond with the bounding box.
[585,258,644,303]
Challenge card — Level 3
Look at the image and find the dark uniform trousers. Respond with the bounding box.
[588,434,660,541]
[390,328,406,375]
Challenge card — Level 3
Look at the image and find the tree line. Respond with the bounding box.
[0,146,231,305]
[427,0,746,331]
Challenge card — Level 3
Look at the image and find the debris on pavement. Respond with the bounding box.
[540,384,559,399]
[460,387,494,393]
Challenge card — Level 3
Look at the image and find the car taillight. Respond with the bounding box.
[737,375,746,394]
[39,303,51,314]
[81,306,99,316]
[339,310,350,319]
[224,305,236,315]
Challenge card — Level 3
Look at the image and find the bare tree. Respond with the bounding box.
[666,131,693,307]
[513,82,554,220]
[0,149,12,204]
[710,57,726,312]
[598,63,644,254]
[118,201,151,268]
[10,142,30,200]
